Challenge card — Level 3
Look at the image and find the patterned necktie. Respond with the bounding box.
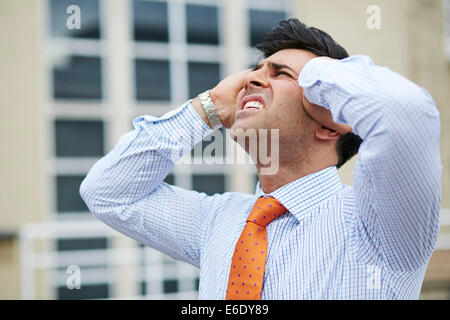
[226,196,287,300]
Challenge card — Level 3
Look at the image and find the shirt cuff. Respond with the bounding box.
[297,57,340,110]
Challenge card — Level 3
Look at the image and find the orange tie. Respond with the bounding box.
[226,196,287,300]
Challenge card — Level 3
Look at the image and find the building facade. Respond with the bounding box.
[0,0,449,299]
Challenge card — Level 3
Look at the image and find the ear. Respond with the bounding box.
[315,125,341,141]
[301,93,353,135]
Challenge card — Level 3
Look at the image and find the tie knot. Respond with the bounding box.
[247,196,287,227]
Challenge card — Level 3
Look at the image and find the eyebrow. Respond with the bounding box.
[252,61,299,78]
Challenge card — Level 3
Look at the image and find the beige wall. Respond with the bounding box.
[0,0,45,298]
[0,0,448,300]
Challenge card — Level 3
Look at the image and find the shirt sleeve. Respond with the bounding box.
[298,55,442,271]
[79,101,221,267]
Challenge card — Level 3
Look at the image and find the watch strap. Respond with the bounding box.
[198,90,222,129]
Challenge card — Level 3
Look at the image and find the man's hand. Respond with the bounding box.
[301,88,352,135]
[209,69,251,128]
[192,69,250,129]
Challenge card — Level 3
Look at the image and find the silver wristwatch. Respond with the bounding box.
[198,90,222,129]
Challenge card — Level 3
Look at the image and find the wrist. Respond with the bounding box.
[209,88,224,123]
[191,96,208,125]
[198,90,222,129]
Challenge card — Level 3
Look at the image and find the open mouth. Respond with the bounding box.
[242,100,264,110]
[240,96,266,111]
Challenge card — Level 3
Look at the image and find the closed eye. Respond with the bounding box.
[251,61,298,79]
[274,70,294,79]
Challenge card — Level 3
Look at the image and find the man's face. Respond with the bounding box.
[230,49,318,147]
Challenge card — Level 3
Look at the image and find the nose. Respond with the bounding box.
[244,68,269,91]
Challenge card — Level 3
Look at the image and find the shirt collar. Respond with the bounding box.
[254,166,344,222]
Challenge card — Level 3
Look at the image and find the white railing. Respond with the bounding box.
[19,219,199,300]
[19,210,450,299]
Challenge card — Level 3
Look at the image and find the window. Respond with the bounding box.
[192,174,226,195]
[186,4,219,45]
[52,56,103,100]
[50,0,101,39]
[56,175,89,213]
[135,59,171,101]
[57,283,109,300]
[133,0,169,42]
[55,120,104,157]
[57,237,108,251]
[163,279,179,294]
[164,174,175,185]
[194,277,200,291]
[188,62,220,99]
[249,10,286,47]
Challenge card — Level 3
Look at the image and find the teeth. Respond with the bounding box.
[244,100,264,110]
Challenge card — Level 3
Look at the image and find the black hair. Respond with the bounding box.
[255,18,363,169]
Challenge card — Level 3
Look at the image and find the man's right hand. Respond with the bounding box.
[208,69,251,128]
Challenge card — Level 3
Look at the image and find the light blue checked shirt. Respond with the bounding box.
[80,55,442,299]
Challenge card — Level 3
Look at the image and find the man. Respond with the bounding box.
[80,19,441,299]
